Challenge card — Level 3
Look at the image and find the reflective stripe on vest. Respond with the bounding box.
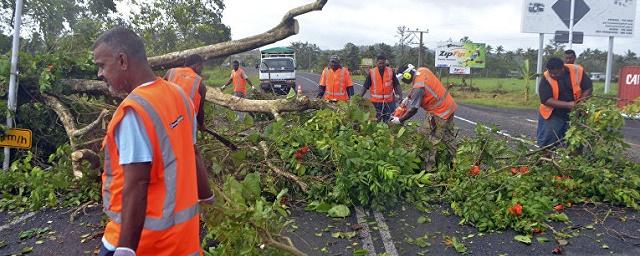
[103,92,198,231]
[325,68,347,97]
[370,67,394,101]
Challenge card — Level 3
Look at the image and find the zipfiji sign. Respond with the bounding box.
[0,128,32,149]
[436,42,486,68]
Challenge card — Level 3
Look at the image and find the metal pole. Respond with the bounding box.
[568,0,576,49]
[536,33,544,95]
[605,36,614,94]
[4,0,24,171]
[418,32,423,67]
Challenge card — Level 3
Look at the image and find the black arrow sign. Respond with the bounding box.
[552,0,591,29]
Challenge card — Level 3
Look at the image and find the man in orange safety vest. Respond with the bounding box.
[93,27,213,256]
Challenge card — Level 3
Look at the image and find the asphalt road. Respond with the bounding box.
[0,72,638,256]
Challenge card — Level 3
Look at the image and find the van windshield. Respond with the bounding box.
[261,59,294,71]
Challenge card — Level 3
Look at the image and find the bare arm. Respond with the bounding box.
[197,82,207,130]
[223,78,233,86]
[399,107,419,123]
[118,163,151,251]
[543,98,576,110]
[393,84,403,100]
[194,147,213,201]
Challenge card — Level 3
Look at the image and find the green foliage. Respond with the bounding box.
[130,0,231,56]
[439,99,640,233]
[266,100,427,210]
[0,145,100,212]
[202,173,291,255]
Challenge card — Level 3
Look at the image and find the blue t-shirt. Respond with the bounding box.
[115,108,197,165]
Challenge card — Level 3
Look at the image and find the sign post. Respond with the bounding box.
[521,0,637,95]
[4,0,24,170]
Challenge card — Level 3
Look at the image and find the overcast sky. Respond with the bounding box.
[221,0,640,55]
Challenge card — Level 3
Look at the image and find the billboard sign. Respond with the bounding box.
[450,66,471,75]
[521,0,636,37]
[435,42,486,68]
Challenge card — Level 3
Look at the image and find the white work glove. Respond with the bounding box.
[390,116,402,125]
[400,97,409,106]
[221,85,227,90]
[114,248,136,256]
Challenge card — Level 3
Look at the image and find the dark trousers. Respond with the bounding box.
[372,102,396,123]
[98,243,114,256]
[536,114,569,147]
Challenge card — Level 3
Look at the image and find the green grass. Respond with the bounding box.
[202,66,259,94]
[440,77,618,109]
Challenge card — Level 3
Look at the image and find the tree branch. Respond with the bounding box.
[147,0,328,69]
[205,87,326,114]
[72,109,109,138]
[41,93,79,148]
[61,79,127,99]
[259,141,308,193]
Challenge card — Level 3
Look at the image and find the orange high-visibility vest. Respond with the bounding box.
[165,67,203,114]
[324,67,352,101]
[319,68,328,86]
[369,67,395,103]
[102,78,201,256]
[539,64,583,119]
[231,67,248,95]
[412,67,457,120]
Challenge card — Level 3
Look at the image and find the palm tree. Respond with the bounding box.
[496,45,505,56]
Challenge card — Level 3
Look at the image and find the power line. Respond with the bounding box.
[406,29,429,67]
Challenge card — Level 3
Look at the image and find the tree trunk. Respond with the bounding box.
[148,0,327,70]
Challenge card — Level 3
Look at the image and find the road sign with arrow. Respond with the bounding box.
[521,0,637,37]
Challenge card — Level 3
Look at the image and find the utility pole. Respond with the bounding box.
[4,0,24,171]
[407,28,429,67]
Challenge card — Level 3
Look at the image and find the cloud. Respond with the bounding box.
[221,0,640,54]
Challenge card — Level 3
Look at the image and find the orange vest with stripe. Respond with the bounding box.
[319,68,328,86]
[165,67,203,114]
[412,67,457,120]
[369,67,395,103]
[324,67,351,101]
[539,64,583,119]
[101,79,201,256]
[231,67,248,95]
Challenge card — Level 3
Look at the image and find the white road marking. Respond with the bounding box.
[355,207,377,256]
[454,116,539,148]
[373,211,399,256]
[298,75,319,87]
[0,211,36,232]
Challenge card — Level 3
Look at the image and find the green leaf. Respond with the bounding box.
[286,87,296,100]
[414,235,431,248]
[353,249,369,256]
[396,127,406,138]
[417,216,431,224]
[514,235,532,245]
[241,173,261,202]
[230,150,247,164]
[536,237,549,243]
[452,237,467,253]
[550,213,570,223]
[327,204,351,218]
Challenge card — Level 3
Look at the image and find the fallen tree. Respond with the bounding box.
[40,0,328,177]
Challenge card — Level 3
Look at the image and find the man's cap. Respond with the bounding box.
[376,54,386,60]
[330,55,340,62]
